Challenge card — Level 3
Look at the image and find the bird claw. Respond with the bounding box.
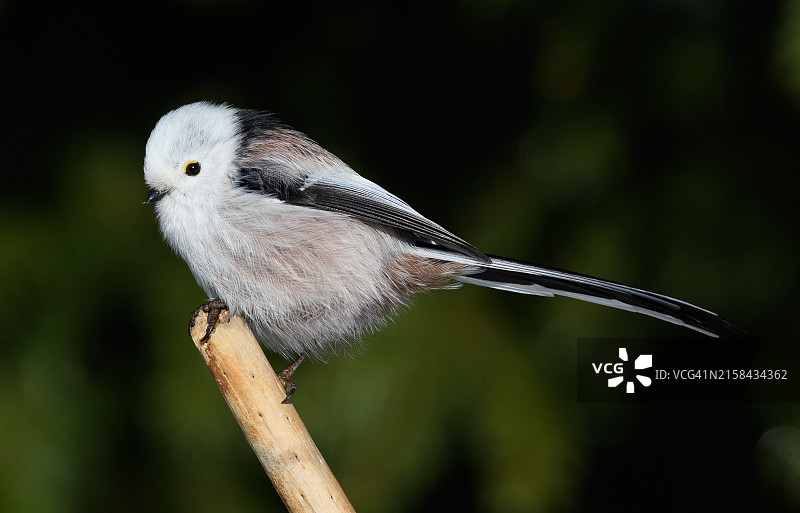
[278,372,297,404]
[277,352,307,404]
[189,298,229,343]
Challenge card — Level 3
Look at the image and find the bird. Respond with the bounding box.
[143,101,742,401]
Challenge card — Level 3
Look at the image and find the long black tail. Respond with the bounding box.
[454,255,744,337]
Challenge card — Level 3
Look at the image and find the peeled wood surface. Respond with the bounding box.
[189,310,355,513]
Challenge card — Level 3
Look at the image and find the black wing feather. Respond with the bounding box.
[236,167,490,263]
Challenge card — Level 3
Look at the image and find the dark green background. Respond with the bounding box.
[2,1,799,511]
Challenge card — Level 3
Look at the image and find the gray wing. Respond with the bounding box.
[236,168,490,263]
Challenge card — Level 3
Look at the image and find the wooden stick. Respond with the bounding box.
[189,310,356,513]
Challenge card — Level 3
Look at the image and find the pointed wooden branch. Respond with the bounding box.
[189,310,355,513]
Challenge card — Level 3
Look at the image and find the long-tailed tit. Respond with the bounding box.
[144,102,741,400]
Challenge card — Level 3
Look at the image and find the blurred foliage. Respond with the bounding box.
[1,0,799,512]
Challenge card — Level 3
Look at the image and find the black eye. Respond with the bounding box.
[184,161,201,176]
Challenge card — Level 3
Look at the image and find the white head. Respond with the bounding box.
[144,102,242,204]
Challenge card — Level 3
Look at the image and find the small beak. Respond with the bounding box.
[144,188,168,205]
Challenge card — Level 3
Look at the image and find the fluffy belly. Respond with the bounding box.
[161,196,464,357]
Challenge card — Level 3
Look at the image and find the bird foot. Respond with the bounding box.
[189,298,229,343]
[277,352,307,404]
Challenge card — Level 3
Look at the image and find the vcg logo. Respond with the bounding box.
[592,348,653,394]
